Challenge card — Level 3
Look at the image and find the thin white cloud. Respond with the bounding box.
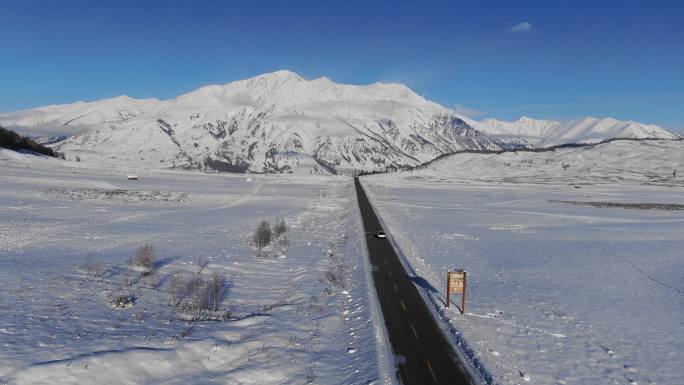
[451,104,480,118]
[511,21,532,32]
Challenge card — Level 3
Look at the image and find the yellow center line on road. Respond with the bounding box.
[426,360,438,383]
[400,300,407,311]
[410,323,418,339]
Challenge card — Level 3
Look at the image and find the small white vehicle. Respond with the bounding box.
[127,175,139,180]
[376,231,387,239]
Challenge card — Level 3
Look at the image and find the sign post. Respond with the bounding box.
[446,270,467,314]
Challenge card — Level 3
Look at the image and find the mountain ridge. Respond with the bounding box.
[477,115,680,147]
[0,70,679,174]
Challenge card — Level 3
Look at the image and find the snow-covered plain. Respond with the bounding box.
[0,150,390,384]
[363,140,684,385]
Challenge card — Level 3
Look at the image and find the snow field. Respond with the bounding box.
[362,142,684,385]
[0,150,383,384]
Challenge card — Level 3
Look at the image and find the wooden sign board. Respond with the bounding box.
[447,270,467,314]
[449,272,465,293]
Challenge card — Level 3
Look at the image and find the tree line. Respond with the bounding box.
[0,126,63,158]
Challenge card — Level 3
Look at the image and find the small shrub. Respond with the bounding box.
[134,244,155,276]
[111,294,135,308]
[304,363,316,384]
[188,275,210,320]
[171,324,194,341]
[134,309,145,322]
[82,255,104,280]
[195,256,207,274]
[323,268,339,287]
[274,218,287,238]
[123,258,134,287]
[169,269,230,321]
[251,220,272,256]
[169,271,186,307]
[288,334,297,346]
[208,271,226,311]
[275,218,288,246]
[320,258,350,295]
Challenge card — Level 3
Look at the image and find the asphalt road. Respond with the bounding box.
[355,177,474,385]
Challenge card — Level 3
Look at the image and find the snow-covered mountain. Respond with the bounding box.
[1,70,679,174]
[9,71,499,174]
[0,95,159,137]
[478,116,681,148]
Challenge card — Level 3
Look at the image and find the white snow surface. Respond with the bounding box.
[0,149,390,385]
[362,139,684,385]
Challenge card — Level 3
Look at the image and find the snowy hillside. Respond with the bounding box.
[479,116,681,147]
[412,139,684,186]
[0,95,159,137]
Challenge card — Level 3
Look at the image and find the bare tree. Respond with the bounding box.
[169,271,186,307]
[123,258,134,287]
[195,256,207,274]
[187,274,210,320]
[170,270,229,319]
[208,271,226,311]
[274,218,287,239]
[252,220,272,256]
[82,255,104,280]
[134,244,155,276]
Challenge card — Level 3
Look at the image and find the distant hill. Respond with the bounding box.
[477,116,681,148]
[399,139,684,186]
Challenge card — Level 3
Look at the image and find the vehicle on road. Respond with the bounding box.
[376,230,387,239]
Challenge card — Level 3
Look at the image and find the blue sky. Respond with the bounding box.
[1,0,682,131]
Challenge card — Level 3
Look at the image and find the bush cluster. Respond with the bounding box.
[169,267,228,321]
[251,218,288,256]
